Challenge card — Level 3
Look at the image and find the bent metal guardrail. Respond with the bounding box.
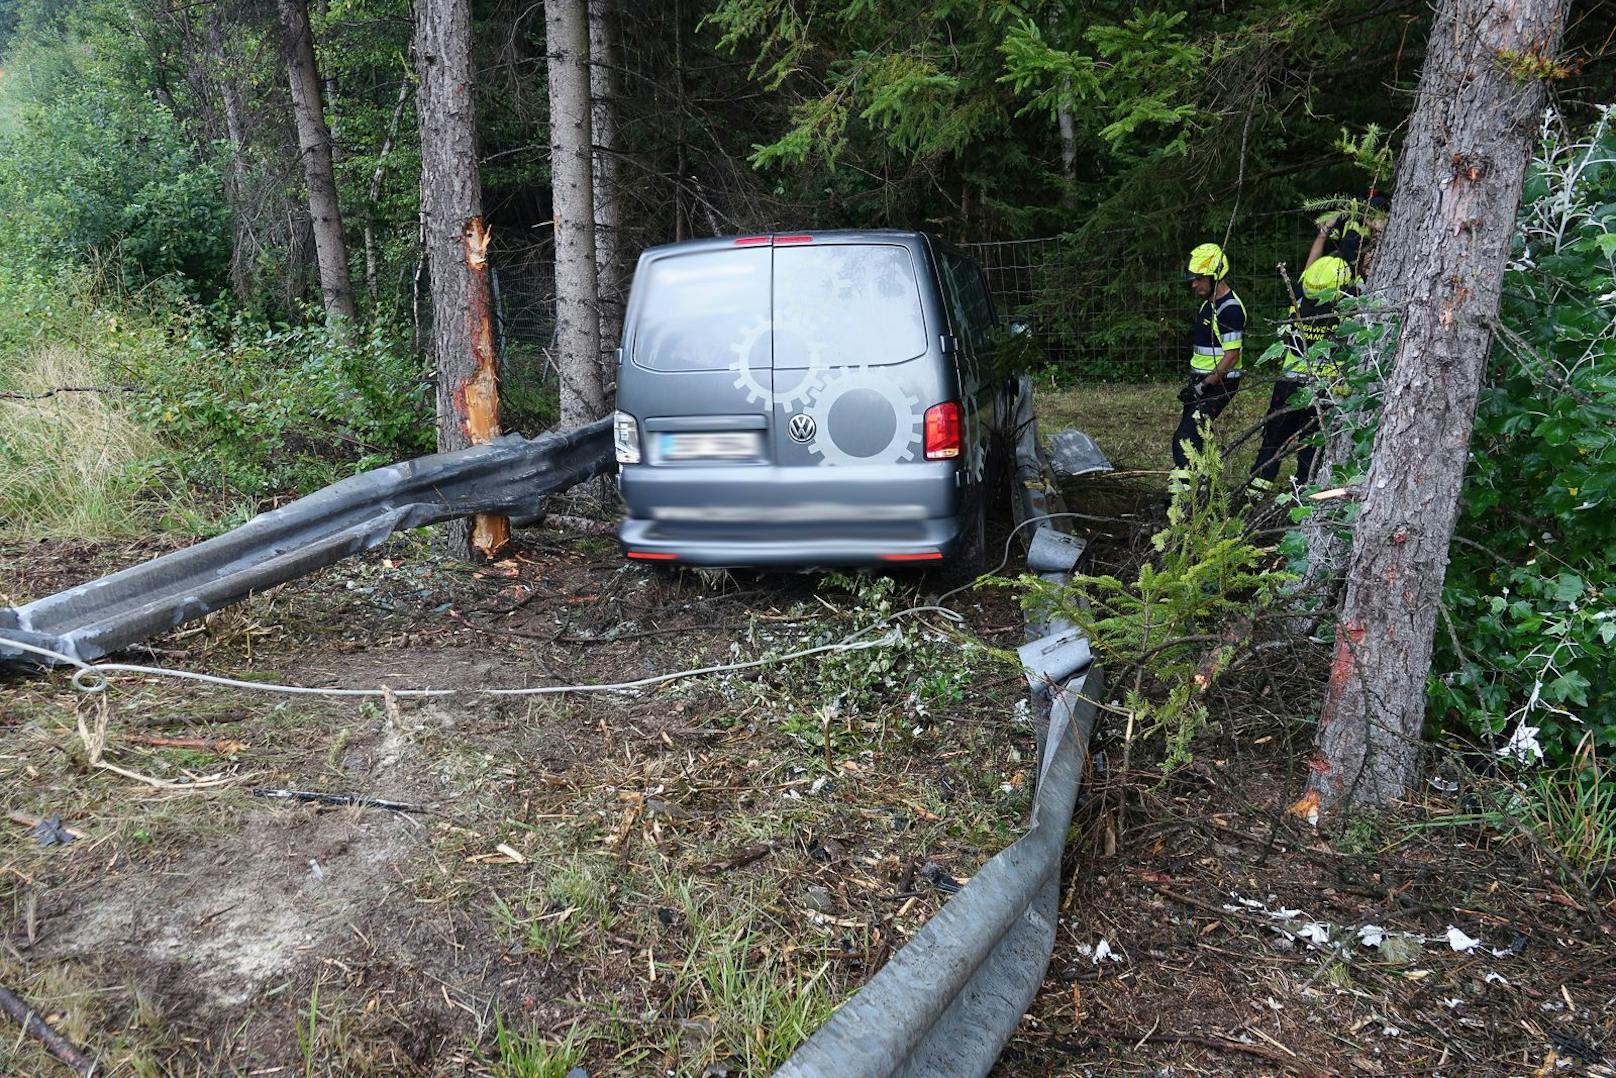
[0,419,613,671]
[777,377,1103,1078]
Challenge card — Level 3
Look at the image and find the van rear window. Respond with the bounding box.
[773,245,927,368]
[631,246,770,372]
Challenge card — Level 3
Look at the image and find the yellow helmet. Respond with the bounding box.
[1185,242,1229,281]
[1300,255,1353,299]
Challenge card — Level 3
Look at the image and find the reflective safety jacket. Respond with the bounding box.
[1281,290,1342,381]
[1281,256,1355,385]
[1191,289,1245,374]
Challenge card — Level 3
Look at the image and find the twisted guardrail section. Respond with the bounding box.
[777,377,1103,1078]
[0,419,613,670]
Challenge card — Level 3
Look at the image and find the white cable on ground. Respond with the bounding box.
[0,631,899,700]
[0,512,1087,704]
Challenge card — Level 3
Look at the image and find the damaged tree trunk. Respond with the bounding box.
[1307,0,1570,808]
[278,0,356,328]
[547,0,606,425]
[415,0,507,559]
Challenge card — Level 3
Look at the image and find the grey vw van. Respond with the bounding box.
[613,230,1007,568]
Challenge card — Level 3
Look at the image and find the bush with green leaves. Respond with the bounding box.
[1432,110,1615,763]
[124,307,434,497]
[0,25,229,288]
[1007,436,1284,773]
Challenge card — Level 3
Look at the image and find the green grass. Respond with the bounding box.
[0,343,197,536]
[1037,380,1277,490]
[666,877,837,1074]
[489,1018,588,1078]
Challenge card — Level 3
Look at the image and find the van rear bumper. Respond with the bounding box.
[618,516,965,567]
[616,461,964,567]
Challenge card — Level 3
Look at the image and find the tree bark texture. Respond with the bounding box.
[589,0,624,344]
[546,0,607,426]
[278,0,356,325]
[1308,0,1570,807]
[415,0,507,558]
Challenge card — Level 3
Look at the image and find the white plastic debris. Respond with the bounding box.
[1093,939,1122,964]
[1445,925,1483,953]
[1497,724,1544,764]
[1485,972,1510,986]
[1358,924,1386,947]
[1298,922,1331,946]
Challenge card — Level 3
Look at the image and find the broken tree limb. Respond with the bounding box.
[0,983,98,1076]
[249,788,428,814]
[122,734,247,754]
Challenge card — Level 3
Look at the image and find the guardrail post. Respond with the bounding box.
[461,216,510,558]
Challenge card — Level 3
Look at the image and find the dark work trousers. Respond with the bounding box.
[1252,379,1326,486]
[1171,374,1240,470]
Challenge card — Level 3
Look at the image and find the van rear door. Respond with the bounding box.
[622,242,773,467]
[768,240,947,476]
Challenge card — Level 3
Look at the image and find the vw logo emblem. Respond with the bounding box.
[787,413,816,443]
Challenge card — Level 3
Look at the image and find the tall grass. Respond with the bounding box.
[0,343,175,537]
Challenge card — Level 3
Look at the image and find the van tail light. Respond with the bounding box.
[774,234,814,244]
[924,402,962,460]
[614,411,641,464]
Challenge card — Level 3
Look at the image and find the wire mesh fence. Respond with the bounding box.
[964,210,1320,382]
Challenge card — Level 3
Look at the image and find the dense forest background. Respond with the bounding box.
[1,0,1612,765]
[5,0,1612,382]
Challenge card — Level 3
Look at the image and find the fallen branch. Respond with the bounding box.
[701,841,777,873]
[0,983,98,1076]
[249,788,428,814]
[0,384,136,401]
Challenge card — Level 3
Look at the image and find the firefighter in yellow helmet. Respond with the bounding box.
[1251,236,1358,490]
[1172,242,1245,470]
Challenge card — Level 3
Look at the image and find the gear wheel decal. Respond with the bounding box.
[802,369,924,467]
[727,313,829,409]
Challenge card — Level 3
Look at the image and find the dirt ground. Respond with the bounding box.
[3,448,1613,1076]
[1,522,1035,1076]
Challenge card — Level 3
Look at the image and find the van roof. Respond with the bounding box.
[637,229,937,260]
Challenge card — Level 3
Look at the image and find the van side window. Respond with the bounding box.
[940,252,994,352]
[773,244,927,368]
[631,247,770,371]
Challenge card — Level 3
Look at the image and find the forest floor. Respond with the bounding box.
[1,386,1611,1076]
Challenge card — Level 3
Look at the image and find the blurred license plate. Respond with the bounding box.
[660,431,760,460]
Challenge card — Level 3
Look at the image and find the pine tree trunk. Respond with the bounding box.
[415,0,507,559]
[1056,78,1077,184]
[208,9,256,302]
[278,0,356,326]
[1308,0,1570,808]
[364,79,412,301]
[546,0,606,426]
[589,0,624,348]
